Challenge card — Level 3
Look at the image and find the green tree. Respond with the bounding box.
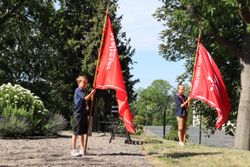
[0,0,138,128]
[154,0,249,150]
[134,80,175,126]
[80,0,139,130]
[0,0,58,114]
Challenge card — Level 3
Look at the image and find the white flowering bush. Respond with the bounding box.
[0,83,66,137]
[0,83,46,114]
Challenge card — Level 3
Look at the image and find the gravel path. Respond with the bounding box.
[0,132,152,167]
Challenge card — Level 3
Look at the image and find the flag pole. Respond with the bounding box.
[84,0,110,155]
[184,30,201,143]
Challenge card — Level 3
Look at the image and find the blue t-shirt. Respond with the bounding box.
[73,87,86,114]
[176,94,187,117]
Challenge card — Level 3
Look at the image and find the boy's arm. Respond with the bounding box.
[85,89,96,101]
[181,97,191,108]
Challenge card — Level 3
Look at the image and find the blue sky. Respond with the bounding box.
[117,0,185,89]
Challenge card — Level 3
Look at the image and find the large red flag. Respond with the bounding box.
[95,15,135,133]
[190,43,231,128]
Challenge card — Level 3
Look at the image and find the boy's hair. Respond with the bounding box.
[178,84,185,90]
[76,75,88,85]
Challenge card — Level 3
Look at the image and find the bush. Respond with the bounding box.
[0,107,30,137]
[0,83,66,137]
[43,113,67,135]
[133,115,144,135]
[164,122,189,142]
[0,83,45,111]
[164,126,179,141]
[164,117,179,141]
[135,124,144,135]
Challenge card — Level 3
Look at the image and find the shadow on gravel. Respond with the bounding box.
[99,152,145,157]
[159,152,222,159]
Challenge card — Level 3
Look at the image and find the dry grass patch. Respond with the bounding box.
[139,134,250,167]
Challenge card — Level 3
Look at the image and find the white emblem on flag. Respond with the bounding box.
[207,74,220,96]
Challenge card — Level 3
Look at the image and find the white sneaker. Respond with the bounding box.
[71,149,80,157]
[79,149,85,156]
[179,142,185,146]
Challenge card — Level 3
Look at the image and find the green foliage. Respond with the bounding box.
[0,107,30,137]
[79,0,139,126]
[133,115,144,135]
[164,109,178,141]
[165,126,178,141]
[0,0,138,126]
[154,0,246,135]
[134,80,175,126]
[0,83,66,137]
[0,0,56,115]
[2,105,32,122]
[43,113,67,136]
[0,83,47,113]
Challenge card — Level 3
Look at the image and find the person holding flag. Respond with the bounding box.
[180,32,231,145]
[176,85,191,146]
[181,35,231,145]
[84,5,135,154]
[71,76,96,157]
[189,41,231,129]
[93,14,135,134]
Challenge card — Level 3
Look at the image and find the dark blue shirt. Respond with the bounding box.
[74,87,86,114]
[176,94,187,117]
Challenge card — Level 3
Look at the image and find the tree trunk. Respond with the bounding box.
[235,35,250,150]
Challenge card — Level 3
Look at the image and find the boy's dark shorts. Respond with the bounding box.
[72,112,88,135]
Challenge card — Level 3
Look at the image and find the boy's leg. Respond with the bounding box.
[177,116,185,142]
[79,135,85,150]
[177,117,183,142]
[72,135,77,150]
[183,115,188,142]
[71,113,82,156]
[181,122,185,142]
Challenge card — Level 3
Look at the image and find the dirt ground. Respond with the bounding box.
[0,132,152,167]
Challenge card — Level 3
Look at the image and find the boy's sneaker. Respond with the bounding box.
[79,149,85,156]
[71,149,80,157]
[178,142,185,146]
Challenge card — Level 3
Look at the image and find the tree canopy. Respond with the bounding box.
[0,0,138,127]
[154,0,250,150]
[133,80,175,126]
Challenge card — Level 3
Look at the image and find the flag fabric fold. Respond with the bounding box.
[95,15,135,133]
[190,43,231,128]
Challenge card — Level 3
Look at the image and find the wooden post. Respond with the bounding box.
[183,31,201,143]
[84,1,110,155]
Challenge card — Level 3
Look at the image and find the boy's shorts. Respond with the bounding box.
[177,116,187,131]
[72,112,88,135]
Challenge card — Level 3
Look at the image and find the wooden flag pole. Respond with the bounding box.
[183,30,201,143]
[84,0,110,155]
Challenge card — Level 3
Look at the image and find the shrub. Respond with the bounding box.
[0,83,46,113]
[0,107,30,137]
[164,118,179,141]
[164,123,189,142]
[43,113,67,135]
[164,125,179,141]
[133,115,144,135]
[135,124,144,135]
[0,83,66,137]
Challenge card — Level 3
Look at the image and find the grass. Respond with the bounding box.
[139,134,250,167]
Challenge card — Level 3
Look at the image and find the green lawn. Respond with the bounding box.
[139,134,250,167]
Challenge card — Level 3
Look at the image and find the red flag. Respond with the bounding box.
[95,15,135,133]
[190,43,231,128]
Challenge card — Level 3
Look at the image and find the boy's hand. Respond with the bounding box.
[90,89,96,95]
